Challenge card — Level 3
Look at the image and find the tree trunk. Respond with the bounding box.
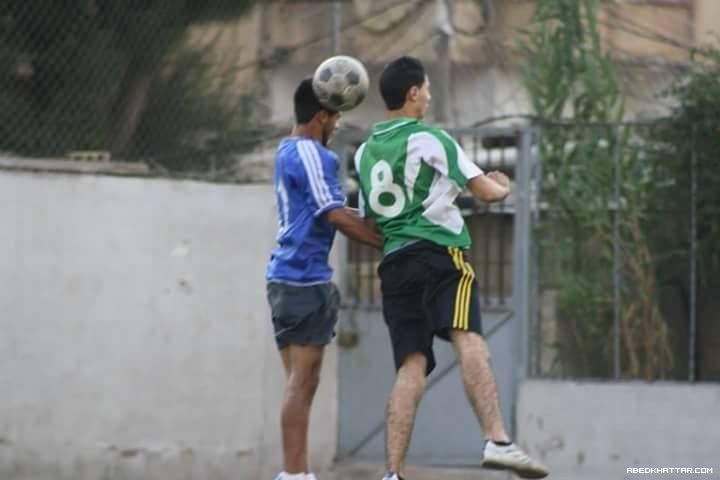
[110,58,156,159]
[432,0,453,124]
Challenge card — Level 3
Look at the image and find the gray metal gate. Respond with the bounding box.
[334,127,538,466]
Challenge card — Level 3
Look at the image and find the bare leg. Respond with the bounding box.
[281,345,324,474]
[450,330,509,443]
[386,353,427,477]
[280,347,292,379]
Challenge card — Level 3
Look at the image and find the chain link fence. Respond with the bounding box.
[531,122,720,382]
[0,0,265,179]
[2,2,718,382]
[0,0,503,181]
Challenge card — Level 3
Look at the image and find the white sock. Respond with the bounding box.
[305,474,318,480]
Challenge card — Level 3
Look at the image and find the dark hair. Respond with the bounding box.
[379,56,426,110]
[294,77,335,124]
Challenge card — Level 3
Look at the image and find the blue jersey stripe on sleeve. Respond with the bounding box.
[303,140,333,205]
[297,141,325,206]
[297,140,330,207]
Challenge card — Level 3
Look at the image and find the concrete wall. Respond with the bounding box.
[517,380,720,480]
[267,63,505,128]
[695,0,720,46]
[204,0,715,125]
[3,169,719,480]
[0,170,338,480]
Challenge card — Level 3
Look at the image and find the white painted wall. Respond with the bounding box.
[2,169,718,480]
[0,169,338,480]
[517,380,720,480]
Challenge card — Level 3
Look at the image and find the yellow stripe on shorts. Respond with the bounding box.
[449,248,463,329]
[461,257,475,330]
[449,247,475,330]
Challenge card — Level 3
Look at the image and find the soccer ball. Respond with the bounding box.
[312,55,369,112]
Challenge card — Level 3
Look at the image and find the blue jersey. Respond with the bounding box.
[266,137,346,285]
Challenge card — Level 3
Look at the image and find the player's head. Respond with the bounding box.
[294,77,341,146]
[379,56,431,119]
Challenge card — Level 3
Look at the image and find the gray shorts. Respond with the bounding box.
[266,282,341,350]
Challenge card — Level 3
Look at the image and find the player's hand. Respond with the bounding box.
[486,171,510,188]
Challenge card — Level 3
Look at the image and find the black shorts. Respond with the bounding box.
[266,282,340,350]
[378,240,482,375]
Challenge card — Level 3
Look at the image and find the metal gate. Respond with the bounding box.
[333,127,538,466]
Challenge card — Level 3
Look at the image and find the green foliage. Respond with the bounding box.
[522,0,674,379]
[132,45,260,174]
[521,0,623,123]
[648,46,720,289]
[0,0,256,165]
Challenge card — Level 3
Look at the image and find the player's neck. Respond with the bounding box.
[387,108,420,121]
[292,125,321,143]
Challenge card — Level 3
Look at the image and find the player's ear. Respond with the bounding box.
[315,109,329,125]
[407,85,420,103]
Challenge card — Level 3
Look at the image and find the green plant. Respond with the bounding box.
[522,0,673,379]
[131,42,260,175]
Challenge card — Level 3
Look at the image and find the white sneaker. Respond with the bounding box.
[273,473,306,480]
[382,474,403,480]
[481,441,549,478]
[305,474,318,480]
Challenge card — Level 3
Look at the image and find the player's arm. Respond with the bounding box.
[332,174,382,248]
[299,142,382,249]
[326,207,383,249]
[356,187,380,234]
[429,129,510,203]
[363,216,378,232]
[467,171,510,203]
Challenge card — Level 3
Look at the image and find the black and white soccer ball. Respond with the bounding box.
[312,55,369,112]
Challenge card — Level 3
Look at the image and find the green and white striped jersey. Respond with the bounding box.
[355,118,483,254]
